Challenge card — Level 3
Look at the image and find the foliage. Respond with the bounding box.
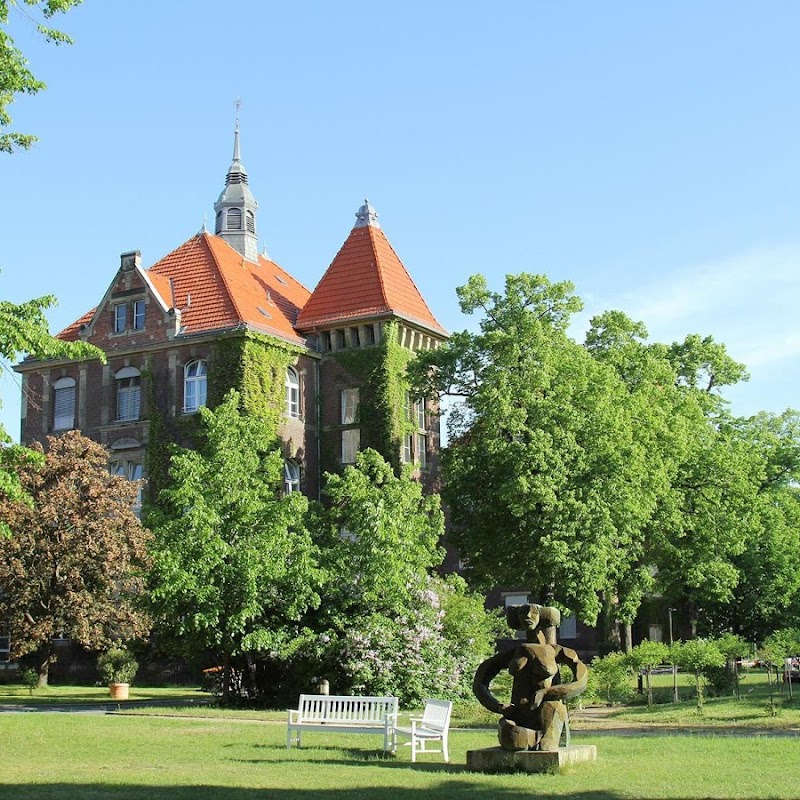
[626,640,670,706]
[0,431,151,686]
[585,651,633,706]
[670,638,725,711]
[96,646,139,685]
[207,333,301,428]
[0,295,103,527]
[760,628,800,665]
[410,274,664,623]
[19,668,37,695]
[0,0,82,153]
[145,390,321,701]
[274,450,499,706]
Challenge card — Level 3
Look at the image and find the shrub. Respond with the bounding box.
[97,647,139,685]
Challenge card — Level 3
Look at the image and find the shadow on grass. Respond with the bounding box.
[0,785,633,800]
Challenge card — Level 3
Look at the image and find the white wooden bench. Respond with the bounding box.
[286,694,399,751]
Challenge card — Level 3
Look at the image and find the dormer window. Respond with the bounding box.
[53,377,76,430]
[246,210,255,233]
[227,208,242,230]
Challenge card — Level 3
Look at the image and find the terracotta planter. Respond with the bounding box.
[109,682,130,700]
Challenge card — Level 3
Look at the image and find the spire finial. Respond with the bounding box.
[233,98,242,162]
[200,213,208,234]
[354,198,380,229]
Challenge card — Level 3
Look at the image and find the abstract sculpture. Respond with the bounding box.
[473,603,588,751]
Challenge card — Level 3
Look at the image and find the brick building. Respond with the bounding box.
[14,127,448,504]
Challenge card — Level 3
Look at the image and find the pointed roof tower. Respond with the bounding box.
[213,121,259,263]
[296,200,447,336]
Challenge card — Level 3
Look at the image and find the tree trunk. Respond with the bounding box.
[222,651,231,704]
[623,623,633,653]
[36,644,54,688]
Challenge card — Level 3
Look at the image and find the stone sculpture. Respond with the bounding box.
[473,603,588,751]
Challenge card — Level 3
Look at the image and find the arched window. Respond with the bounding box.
[246,210,255,233]
[115,367,141,421]
[286,367,300,418]
[283,460,301,495]
[184,359,208,413]
[227,208,242,230]
[53,376,76,430]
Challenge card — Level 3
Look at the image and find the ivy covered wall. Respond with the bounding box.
[322,322,416,476]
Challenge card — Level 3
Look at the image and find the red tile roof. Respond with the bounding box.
[58,307,95,342]
[295,224,447,336]
[146,234,310,344]
[58,234,312,346]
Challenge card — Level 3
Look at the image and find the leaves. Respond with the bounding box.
[0,0,82,153]
[0,431,152,669]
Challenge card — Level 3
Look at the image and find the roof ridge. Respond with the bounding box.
[368,226,390,310]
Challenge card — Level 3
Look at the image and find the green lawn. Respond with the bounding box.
[0,711,798,800]
[0,684,211,706]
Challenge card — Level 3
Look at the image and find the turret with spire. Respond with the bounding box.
[213,120,259,262]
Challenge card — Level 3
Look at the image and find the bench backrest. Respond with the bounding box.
[420,698,452,732]
[297,694,398,722]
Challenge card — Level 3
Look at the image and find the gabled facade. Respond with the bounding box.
[15,130,448,502]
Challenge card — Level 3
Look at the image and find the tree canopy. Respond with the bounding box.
[412,272,797,642]
[0,431,151,685]
[1,0,82,153]
[146,390,321,699]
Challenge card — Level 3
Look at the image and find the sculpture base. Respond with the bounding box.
[466,745,597,774]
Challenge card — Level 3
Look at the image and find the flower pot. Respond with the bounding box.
[109,682,129,700]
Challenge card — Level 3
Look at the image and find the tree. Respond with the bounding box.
[0,431,151,686]
[625,640,669,706]
[411,274,663,624]
[1,0,82,153]
[282,449,500,706]
[586,651,633,706]
[146,390,321,701]
[670,638,725,712]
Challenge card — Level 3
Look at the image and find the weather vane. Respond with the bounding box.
[234,97,242,129]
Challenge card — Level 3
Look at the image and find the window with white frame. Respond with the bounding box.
[403,392,427,466]
[648,624,663,643]
[286,367,300,418]
[184,360,207,413]
[283,460,301,494]
[115,367,141,421]
[53,376,76,430]
[133,299,146,330]
[113,303,127,333]
[341,388,359,424]
[342,429,360,464]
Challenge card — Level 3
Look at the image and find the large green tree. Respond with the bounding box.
[0,431,152,686]
[146,390,321,700]
[411,274,662,624]
[1,0,82,153]
[292,449,499,706]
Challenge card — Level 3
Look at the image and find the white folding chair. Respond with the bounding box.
[393,698,452,762]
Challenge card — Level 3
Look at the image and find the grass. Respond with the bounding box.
[1,711,799,800]
[0,684,211,706]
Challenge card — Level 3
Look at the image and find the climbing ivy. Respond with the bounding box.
[329,322,415,475]
[144,332,301,505]
[208,333,302,434]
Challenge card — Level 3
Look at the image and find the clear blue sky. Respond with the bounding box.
[2,1,798,441]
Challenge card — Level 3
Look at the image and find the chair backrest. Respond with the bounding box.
[421,699,452,732]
